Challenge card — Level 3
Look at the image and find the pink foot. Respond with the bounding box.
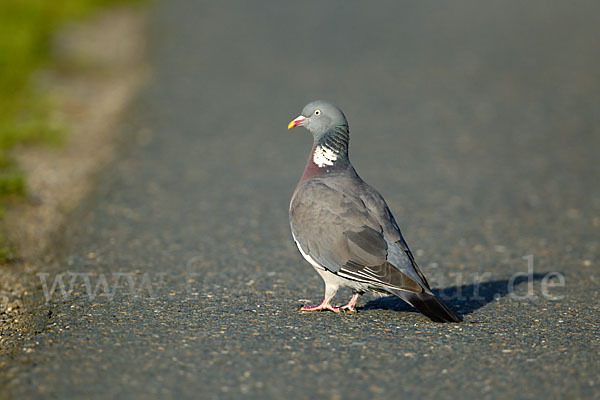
[300,299,340,313]
[338,293,361,312]
[340,303,357,312]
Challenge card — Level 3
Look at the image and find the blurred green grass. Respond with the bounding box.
[0,0,143,259]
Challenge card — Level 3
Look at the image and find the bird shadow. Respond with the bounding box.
[362,273,552,319]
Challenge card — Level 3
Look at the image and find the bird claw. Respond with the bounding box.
[339,304,357,313]
[300,302,340,313]
[338,293,360,312]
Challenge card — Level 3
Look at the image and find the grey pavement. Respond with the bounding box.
[2,0,600,398]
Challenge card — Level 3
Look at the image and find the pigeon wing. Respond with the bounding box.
[290,180,423,293]
[359,187,433,290]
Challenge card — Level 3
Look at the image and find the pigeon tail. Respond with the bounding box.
[390,290,462,323]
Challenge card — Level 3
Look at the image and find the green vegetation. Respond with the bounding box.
[0,0,143,259]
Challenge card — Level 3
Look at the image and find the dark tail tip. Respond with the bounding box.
[395,291,462,323]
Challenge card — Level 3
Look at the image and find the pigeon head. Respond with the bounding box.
[288,100,348,140]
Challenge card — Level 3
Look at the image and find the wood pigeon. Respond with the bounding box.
[288,100,461,323]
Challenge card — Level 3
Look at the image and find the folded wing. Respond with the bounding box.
[290,180,425,294]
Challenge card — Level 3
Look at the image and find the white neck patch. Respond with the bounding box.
[313,145,338,167]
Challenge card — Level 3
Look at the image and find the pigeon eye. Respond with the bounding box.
[315,110,321,115]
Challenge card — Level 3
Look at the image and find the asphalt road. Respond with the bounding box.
[2,0,600,398]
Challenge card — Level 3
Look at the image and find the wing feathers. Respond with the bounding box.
[338,261,423,293]
[291,179,429,293]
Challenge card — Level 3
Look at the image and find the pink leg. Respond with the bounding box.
[340,292,361,312]
[301,298,340,313]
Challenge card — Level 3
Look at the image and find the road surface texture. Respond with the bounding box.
[2,1,599,399]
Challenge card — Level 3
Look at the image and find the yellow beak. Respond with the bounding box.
[287,115,306,130]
